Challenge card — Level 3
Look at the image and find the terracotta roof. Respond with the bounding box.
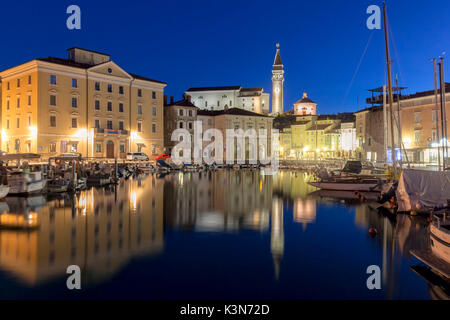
[128,73,167,84]
[36,57,94,69]
[165,99,197,108]
[306,124,331,131]
[197,108,271,118]
[240,88,263,92]
[295,97,315,104]
[400,83,450,101]
[186,86,241,92]
[67,47,110,56]
[34,57,166,84]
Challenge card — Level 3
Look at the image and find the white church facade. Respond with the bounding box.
[184,43,285,116]
[185,86,270,114]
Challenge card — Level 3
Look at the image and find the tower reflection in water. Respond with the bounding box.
[0,175,164,287]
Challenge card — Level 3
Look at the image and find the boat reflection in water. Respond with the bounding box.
[0,170,446,299]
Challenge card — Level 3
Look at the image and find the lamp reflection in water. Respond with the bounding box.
[271,197,284,280]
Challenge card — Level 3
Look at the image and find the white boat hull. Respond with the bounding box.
[8,180,46,195]
[308,181,381,192]
[430,223,450,264]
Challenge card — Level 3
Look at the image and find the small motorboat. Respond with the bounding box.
[87,175,112,186]
[430,213,450,264]
[7,171,47,195]
[308,178,386,192]
[47,179,70,193]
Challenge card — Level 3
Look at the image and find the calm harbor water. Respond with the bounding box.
[0,170,445,299]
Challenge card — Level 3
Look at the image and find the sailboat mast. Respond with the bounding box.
[383,2,397,178]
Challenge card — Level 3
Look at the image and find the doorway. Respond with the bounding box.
[106,140,114,158]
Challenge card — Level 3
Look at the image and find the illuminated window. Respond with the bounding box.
[72,118,78,128]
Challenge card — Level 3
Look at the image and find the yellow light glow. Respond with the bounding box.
[131,131,140,140]
[28,126,37,138]
[403,137,411,147]
[303,145,310,152]
[73,128,87,139]
[1,130,8,141]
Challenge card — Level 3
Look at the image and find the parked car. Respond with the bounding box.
[127,152,149,161]
[155,153,171,161]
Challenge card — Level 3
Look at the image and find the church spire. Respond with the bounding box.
[273,43,282,67]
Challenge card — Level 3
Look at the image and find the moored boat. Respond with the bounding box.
[47,179,70,193]
[308,178,386,192]
[430,214,450,264]
[7,171,47,195]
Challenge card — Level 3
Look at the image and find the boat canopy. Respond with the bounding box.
[0,153,41,161]
[396,169,450,212]
[49,156,85,162]
[341,161,362,174]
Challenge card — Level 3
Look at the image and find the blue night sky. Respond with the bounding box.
[1,0,449,114]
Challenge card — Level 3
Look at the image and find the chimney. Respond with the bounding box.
[164,95,167,106]
[186,94,191,102]
[170,96,174,104]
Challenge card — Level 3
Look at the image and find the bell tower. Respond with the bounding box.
[272,43,284,115]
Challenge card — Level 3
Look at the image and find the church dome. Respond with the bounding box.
[294,92,315,104]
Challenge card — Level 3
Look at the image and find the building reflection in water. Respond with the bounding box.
[164,171,272,233]
[0,175,164,287]
[0,170,442,297]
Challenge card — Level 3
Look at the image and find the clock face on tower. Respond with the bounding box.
[275,87,280,94]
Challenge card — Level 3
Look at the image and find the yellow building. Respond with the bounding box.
[275,114,353,159]
[0,47,166,159]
